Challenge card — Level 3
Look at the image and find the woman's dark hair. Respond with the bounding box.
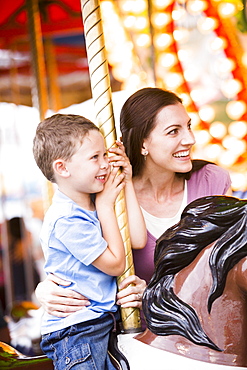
[143,195,247,351]
[120,87,182,177]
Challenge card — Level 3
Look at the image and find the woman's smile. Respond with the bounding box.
[173,150,190,159]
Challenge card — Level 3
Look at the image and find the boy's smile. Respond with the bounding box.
[95,175,107,183]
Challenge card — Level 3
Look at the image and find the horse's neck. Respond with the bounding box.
[173,244,211,316]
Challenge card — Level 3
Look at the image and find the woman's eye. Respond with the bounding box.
[168,128,178,135]
[92,155,98,160]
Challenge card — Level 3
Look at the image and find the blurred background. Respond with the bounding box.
[0,0,247,354]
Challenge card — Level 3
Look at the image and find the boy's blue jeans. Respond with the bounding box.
[40,312,118,370]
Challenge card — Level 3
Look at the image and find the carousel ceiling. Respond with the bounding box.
[0,0,120,108]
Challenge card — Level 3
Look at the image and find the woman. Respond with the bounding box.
[35,87,231,316]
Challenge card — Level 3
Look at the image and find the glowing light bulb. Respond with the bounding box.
[135,34,151,47]
[158,52,177,68]
[101,1,114,11]
[228,120,247,139]
[221,79,243,99]
[184,68,200,83]
[132,0,147,13]
[172,8,186,21]
[186,0,208,14]
[189,112,201,128]
[215,58,235,75]
[194,129,211,145]
[222,135,239,149]
[218,2,238,18]
[199,105,216,123]
[242,52,247,68]
[153,0,173,9]
[173,28,190,43]
[120,0,134,12]
[165,72,183,89]
[135,16,148,30]
[209,121,227,139]
[204,144,223,161]
[218,150,237,167]
[180,93,192,107]
[197,17,218,34]
[113,65,131,81]
[123,16,136,28]
[151,12,171,28]
[224,137,246,156]
[154,33,173,49]
[231,173,247,191]
[210,37,227,52]
[226,100,247,120]
[190,88,204,103]
[126,73,142,87]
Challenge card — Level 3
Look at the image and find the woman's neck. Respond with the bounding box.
[134,171,184,200]
[133,172,185,218]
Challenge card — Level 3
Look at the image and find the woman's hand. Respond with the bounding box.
[116,275,146,309]
[35,274,90,317]
[108,141,132,183]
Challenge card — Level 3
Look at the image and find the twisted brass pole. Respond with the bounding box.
[81,0,141,333]
[26,0,54,211]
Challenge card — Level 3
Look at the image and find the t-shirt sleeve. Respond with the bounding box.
[187,164,232,203]
[52,216,107,266]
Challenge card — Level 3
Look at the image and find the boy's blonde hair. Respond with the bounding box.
[33,114,99,183]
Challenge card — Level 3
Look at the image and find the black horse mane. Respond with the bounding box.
[143,196,247,352]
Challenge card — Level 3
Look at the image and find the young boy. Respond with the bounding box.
[33,114,146,369]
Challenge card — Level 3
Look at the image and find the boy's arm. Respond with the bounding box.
[93,167,126,276]
[108,142,147,250]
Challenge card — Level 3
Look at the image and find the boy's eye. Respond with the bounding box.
[92,155,98,159]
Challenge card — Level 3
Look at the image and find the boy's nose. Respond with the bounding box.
[100,160,108,169]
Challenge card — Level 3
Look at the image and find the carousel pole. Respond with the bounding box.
[80,0,141,333]
[26,0,48,121]
[44,37,62,112]
[26,0,54,210]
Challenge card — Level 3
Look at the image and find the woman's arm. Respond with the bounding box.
[36,273,146,315]
[35,274,90,317]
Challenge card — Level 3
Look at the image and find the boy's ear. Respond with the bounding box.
[53,159,70,178]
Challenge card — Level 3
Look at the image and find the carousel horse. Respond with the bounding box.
[118,195,247,369]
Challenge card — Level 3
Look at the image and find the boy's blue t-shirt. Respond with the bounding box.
[40,189,118,335]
